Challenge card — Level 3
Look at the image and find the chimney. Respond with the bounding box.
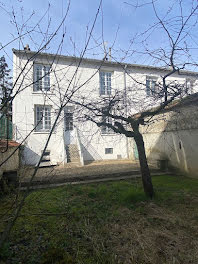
[24,44,30,51]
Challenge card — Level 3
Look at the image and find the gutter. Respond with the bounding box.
[12,49,198,76]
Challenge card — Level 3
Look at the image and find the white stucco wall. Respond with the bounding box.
[12,50,198,166]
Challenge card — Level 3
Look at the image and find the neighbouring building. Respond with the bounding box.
[12,48,198,167]
[133,93,198,178]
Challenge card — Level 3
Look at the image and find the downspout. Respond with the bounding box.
[124,64,129,159]
[63,113,67,165]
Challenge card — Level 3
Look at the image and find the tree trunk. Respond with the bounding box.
[134,131,154,198]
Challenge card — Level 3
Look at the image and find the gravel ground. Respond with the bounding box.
[19,160,161,187]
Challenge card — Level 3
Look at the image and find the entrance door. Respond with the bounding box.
[64,106,75,144]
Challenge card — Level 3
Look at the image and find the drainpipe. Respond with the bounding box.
[124,64,129,159]
[63,117,67,165]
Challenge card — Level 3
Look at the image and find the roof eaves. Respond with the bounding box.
[12,49,198,76]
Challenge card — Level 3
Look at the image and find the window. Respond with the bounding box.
[146,76,158,96]
[185,79,194,94]
[99,71,112,95]
[105,148,113,154]
[101,113,113,134]
[35,105,51,132]
[34,64,50,91]
[64,106,74,131]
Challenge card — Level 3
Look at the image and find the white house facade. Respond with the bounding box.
[12,49,198,166]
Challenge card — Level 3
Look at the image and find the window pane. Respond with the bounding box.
[34,65,42,91]
[36,106,43,130]
[43,66,50,91]
[44,107,51,130]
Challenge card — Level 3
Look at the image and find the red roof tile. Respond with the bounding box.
[0,140,20,148]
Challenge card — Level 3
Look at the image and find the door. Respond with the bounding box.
[64,106,75,144]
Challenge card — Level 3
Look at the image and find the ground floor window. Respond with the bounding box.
[64,106,74,131]
[35,105,51,132]
[105,148,113,154]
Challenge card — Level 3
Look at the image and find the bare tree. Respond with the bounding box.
[71,0,198,198]
[0,0,103,249]
[0,0,198,253]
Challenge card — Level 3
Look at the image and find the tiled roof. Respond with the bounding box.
[0,140,20,148]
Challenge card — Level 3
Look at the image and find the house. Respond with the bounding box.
[12,48,198,166]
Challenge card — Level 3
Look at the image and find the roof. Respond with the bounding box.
[12,49,198,77]
[133,93,198,119]
[166,92,198,110]
[0,140,20,149]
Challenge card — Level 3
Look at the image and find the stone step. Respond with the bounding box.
[39,161,54,168]
[66,144,80,163]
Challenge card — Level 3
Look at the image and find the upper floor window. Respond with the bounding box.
[34,64,50,92]
[146,76,158,96]
[35,105,51,132]
[99,71,112,95]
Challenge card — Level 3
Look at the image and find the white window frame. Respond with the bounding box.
[35,105,51,132]
[99,71,112,96]
[33,64,50,92]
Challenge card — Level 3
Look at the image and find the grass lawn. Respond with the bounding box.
[1,175,198,263]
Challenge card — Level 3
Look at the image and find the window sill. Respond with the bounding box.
[99,94,112,97]
[32,91,55,96]
[34,131,52,134]
[101,133,116,136]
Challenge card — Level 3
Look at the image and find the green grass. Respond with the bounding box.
[1,175,198,263]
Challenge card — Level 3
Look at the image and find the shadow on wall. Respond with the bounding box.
[21,146,41,166]
[142,95,198,178]
[81,143,95,162]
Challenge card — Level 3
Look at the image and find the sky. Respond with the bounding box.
[0,0,198,70]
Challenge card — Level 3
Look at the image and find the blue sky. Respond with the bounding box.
[0,0,198,70]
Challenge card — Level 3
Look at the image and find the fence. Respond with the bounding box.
[0,115,12,139]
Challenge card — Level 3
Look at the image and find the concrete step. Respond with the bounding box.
[39,161,55,168]
[66,144,80,162]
